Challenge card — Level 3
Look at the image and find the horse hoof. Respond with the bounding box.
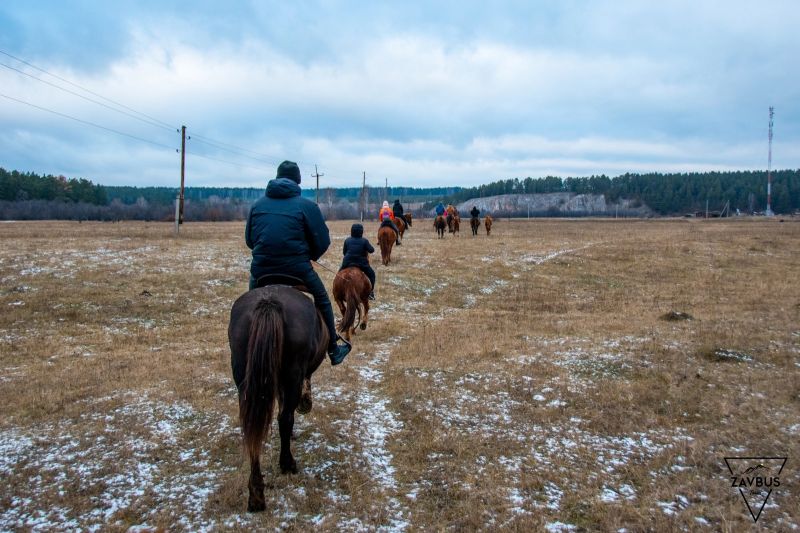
[297,396,312,414]
[280,459,298,474]
[359,323,367,330]
[247,499,266,513]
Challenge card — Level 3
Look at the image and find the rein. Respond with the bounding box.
[312,260,337,274]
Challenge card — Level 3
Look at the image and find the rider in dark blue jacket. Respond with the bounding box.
[245,160,350,365]
[340,223,376,300]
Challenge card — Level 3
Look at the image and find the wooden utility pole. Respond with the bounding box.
[361,172,366,222]
[385,177,388,202]
[312,164,324,204]
[179,125,186,224]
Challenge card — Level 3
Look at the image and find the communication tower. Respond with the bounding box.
[765,107,775,216]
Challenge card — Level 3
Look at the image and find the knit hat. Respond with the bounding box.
[351,223,364,238]
[382,201,389,208]
[276,160,301,184]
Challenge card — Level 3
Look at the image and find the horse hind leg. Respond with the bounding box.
[278,384,301,474]
[360,299,369,330]
[297,378,312,414]
[247,455,266,512]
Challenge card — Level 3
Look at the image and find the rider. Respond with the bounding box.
[378,200,401,245]
[470,205,480,219]
[392,199,404,223]
[434,201,446,218]
[245,160,351,365]
[340,223,376,301]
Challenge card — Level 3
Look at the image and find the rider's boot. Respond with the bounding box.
[328,336,352,366]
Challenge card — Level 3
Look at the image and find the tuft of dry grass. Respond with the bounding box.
[1,217,799,531]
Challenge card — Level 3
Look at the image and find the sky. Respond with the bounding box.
[1,1,799,189]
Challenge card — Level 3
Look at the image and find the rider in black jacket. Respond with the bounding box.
[340,223,376,300]
[245,160,351,365]
[392,199,404,221]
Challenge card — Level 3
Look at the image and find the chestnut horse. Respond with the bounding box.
[403,213,413,227]
[434,215,446,238]
[333,267,371,341]
[451,215,460,235]
[470,216,480,236]
[484,214,493,235]
[228,283,327,512]
[378,224,395,265]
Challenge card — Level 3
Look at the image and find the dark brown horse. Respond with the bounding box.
[470,216,480,236]
[377,224,395,265]
[333,267,371,341]
[229,284,328,512]
[403,213,413,227]
[484,214,493,236]
[396,216,406,240]
[434,215,446,238]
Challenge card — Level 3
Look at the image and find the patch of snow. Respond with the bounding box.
[545,521,578,532]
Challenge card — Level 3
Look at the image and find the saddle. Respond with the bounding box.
[380,219,395,228]
[255,274,309,293]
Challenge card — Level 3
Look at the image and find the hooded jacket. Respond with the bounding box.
[245,177,330,278]
[392,200,404,218]
[341,224,374,269]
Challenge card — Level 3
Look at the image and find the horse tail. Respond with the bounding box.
[340,282,361,333]
[240,299,284,465]
[379,228,392,264]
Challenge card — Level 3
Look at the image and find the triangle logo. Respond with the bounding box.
[724,457,787,523]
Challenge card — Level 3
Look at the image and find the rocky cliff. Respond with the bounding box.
[450,193,652,217]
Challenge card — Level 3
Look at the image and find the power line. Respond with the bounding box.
[189,150,273,174]
[0,92,177,151]
[189,135,278,166]
[0,49,177,130]
[0,61,175,132]
[0,50,368,183]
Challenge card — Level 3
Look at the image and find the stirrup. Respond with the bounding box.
[337,335,352,349]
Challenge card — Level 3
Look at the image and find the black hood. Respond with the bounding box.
[350,223,364,238]
[266,177,302,199]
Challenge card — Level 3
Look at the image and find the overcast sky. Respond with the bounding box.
[1,1,798,188]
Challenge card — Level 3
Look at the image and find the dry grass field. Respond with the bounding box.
[1,217,798,531]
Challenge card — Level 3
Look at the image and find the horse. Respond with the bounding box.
[434,215,446,238]
[332,267,371,341]
[470,216,480,236]
[403,213,413,227]
[377,224,395,265]
[452,215,460,235]
[228,280,328,512]
[396,216,407,240]
[484,215,493,236]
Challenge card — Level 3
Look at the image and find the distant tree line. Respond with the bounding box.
[2,167,798,220]
[1,168,107,204]
[101,184,462,205]
[435,170,799,215]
